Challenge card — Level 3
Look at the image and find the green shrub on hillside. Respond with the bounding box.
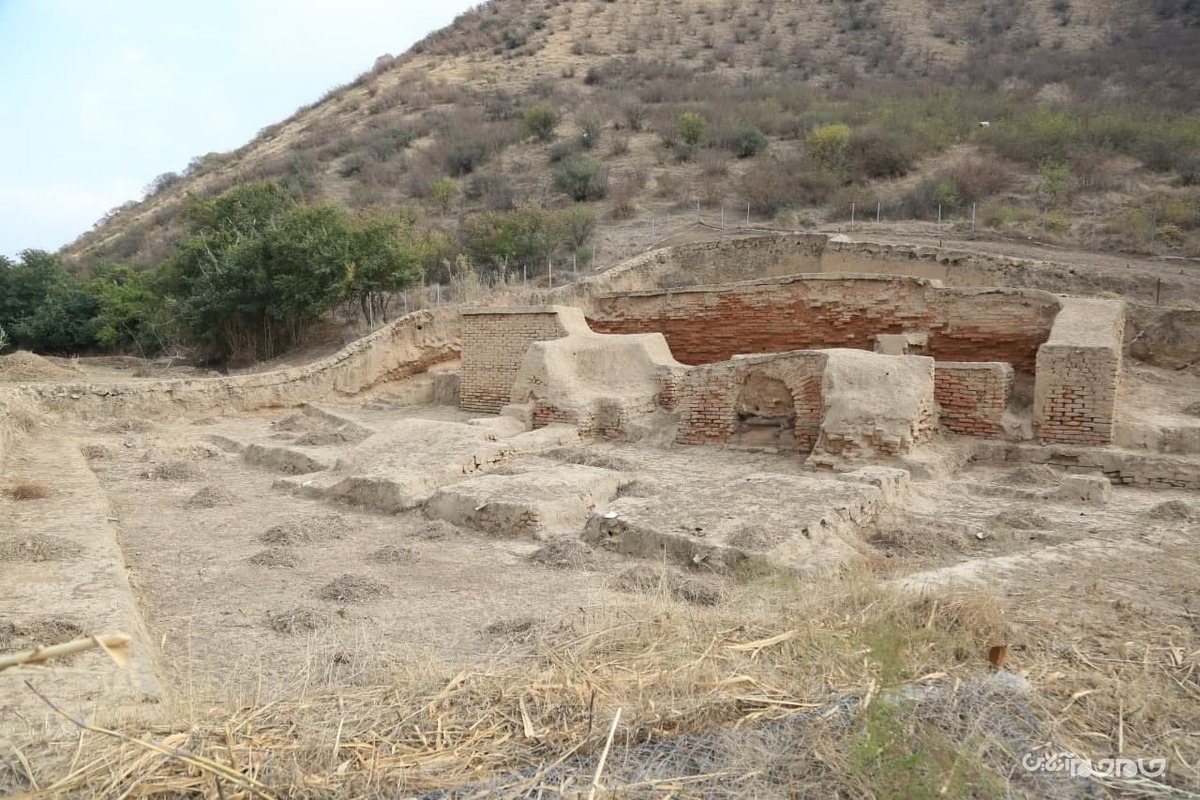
[677,112,707,147]
[554,155,608,201]
[524,104,559,141]
[806,123,852,171]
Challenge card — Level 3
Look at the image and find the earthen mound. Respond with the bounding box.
[529,538,596,570]
[266,607,328,635]
[368,545,418,564]
[1148,500,1195,520]
[293,429,368,447]
[316,575,391,603]
[144,460,202,481]
[1003,464,1061,487]
[184,485,241,509]
[0,534,82,562]
[248,547,301,568]
[993,509,1052,530]
[0,618,87,660]
[611,565,722,606]
[261,514,353,545]
[0,351,82,382]
[415,520,462,541]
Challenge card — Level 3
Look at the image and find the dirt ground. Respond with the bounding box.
[2,358,1198,796]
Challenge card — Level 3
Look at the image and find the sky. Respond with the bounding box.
[0,0,478,260]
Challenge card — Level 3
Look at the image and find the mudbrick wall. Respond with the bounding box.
[974,441,1200,491]
[1033,298,1125,445]
[675,352,827,452]
[8,309,459,421]
[588,275,1060,375]
[459,306,590,413]
[934,362,1013,438]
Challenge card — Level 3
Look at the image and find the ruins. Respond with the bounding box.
[1,231,1197,794]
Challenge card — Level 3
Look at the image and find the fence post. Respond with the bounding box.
[876,201,880,224]
[721,202,725,229]
[971,202,976,233]
[746,203,750,226]
[523,263,527,289]
[851,202,856,230]
[696,197,700,222]
[573,252,577,279]
[937,205,942,236]
[548,255,553,289]
[436,283,441,307]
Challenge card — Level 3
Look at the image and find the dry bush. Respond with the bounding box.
[98,419,153,434]
[0,618,86,655]
[183,485,240,510]
[611,564,722,606]
[4,481,50,501]
[79,444,109,460]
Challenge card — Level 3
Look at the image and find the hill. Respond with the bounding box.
[65,0,1200,275]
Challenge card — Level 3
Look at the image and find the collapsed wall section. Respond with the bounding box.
[934,362,1013,439]
[1034,298,1125,445]
[587,275,1059,375]
[459,306,591,413]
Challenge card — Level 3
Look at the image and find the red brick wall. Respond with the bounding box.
[674,353,826,453]
[934,362,1013,438]
[588,276,1058,375]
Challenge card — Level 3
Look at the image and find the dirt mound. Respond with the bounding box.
[727,523,788,551]
[144,442,223,461]
[368,545,418,564]
[0,351,81,382]
[266,607,328,635]
[316,575,392,603]
[993,509,1053,530]
[98,419,153,434]
[293,429,368,447]
[0,618,87,657]
[0,534,82,562]
[529,539,595,570]
[184,485,241,510]
[414,520,463,541]
[610,565,722,606]
[3,481,50,501]
[484,616,539,641]
[271,414,318,433]
[248,547,301,568]
[191,417,221,426]
[1003,464,1061,487]
[144,460,202,481]
[1186,401,1200,418]
[550,448,634,472]
[261,514,354,545]
[616,479,656,498]
[1148,500,1195,520]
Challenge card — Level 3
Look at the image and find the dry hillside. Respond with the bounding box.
[66,0,1200,273]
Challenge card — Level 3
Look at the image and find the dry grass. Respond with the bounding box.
[247,547,301,569]
[4,570,1197,797]
[144,460,201,481]
[265,607,328,635]
[183,485,241,510]
[260,514,353,546]
[3,481,51,501]
[367,545,418,564]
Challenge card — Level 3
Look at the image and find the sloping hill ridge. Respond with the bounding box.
[66,0,1200,270]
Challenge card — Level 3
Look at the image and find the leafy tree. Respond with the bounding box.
[460,206,596,273]
[524,104,559,141]
[162,184,352,361]
[678,112,707,147]
[431,176,458,213]
[343,208,427,326]
[0,250,98,352]
[806,123,852,171]
[86,264,164,355]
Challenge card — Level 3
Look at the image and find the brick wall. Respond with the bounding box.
[1033,298,1124,445]
[675,352,827,452]
[934,362,1013,438]
[460,307,584,413]
[588,275,1058,375]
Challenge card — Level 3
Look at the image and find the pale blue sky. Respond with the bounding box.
[0,0,477,259]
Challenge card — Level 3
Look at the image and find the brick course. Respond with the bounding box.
[588,275,1058,375]
[934,362,1013,438]
[459,308,575,413]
